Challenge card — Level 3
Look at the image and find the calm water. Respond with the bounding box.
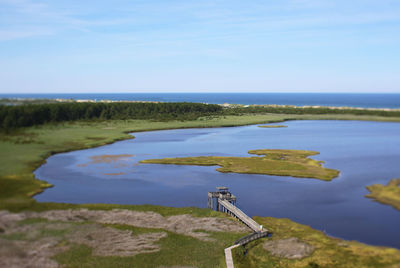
[2,93,400,108]
[35,120,400,248]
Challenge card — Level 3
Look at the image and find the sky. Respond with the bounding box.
[0,0,399,93]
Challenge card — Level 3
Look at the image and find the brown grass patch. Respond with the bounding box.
[258,125,288,128]
[67,224,167,256]
[89,154,134,164]
[76,154,134,168]
[1,209,248,242]
[0,237,64,268]
[263,237,315,259]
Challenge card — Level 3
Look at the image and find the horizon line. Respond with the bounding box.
[1,92,400,95]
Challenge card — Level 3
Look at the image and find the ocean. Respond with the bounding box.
[1,93,400,109]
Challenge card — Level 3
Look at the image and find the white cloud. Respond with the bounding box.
[1,0,399,42]
[0,28,53,40]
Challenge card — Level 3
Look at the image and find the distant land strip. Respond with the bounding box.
[2,97,400,111]
[2,99,400,132]
[258,125,288,128]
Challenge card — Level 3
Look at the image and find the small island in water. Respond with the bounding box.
[141,149,339,181]
[258,125,288,128]
[366,178,400,210]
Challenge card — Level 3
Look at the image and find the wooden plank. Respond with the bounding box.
[224,244,240,268]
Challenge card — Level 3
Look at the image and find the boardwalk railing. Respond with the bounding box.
[234,231,269,246]
[218,199,267,233]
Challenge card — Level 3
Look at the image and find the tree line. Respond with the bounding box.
[1,101,400,132]
[0,102,222,131]
[226,106,400,117]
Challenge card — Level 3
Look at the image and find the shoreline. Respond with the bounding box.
[366,178,400,211]
[6,115,400,209]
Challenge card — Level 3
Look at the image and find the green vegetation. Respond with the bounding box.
[0,102,222,131]
[258,125,288,128]
[53,227,243,268]
[366,178,400,210]
[232,216,400,268]
[229,105,400,118]
[3,100,400,132]
[141,149,340,181]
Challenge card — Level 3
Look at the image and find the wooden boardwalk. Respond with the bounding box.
[218,199,267,233]
[224,244,240,268]
[209,187,270,268]
[234,231,269,246]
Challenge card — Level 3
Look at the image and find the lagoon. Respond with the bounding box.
[34,120,400,248]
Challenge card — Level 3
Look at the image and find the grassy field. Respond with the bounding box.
[1,113,400,267]
[366,178,400,211]
[1,210,248,268]
[53,229,243,268]
[141,149,339,181]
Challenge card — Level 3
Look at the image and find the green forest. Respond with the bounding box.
[227,105,400,117]
[2,101,400,132]
[0,102,222,131]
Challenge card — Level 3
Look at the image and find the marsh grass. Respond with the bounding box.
[52,220,246,268]
[1,114,400,267]
[232,217,400,268]
[258,125,288,128]
[54,230,243,268]
[141,149,339,181]
[366,178,400,210]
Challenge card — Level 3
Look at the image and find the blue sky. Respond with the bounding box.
[0,0,399,93]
